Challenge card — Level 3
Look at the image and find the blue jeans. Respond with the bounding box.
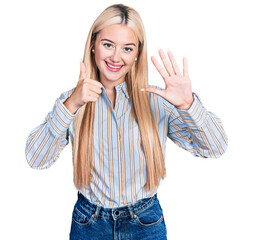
[70,192,167,240]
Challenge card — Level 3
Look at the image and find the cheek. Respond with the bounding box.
[94,52,106,71]
[124,56,136,66]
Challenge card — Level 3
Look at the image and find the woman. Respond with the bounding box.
[25,4,227,240]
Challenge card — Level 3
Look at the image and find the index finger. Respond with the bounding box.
[151,56,169,82]
[85,78,103,89]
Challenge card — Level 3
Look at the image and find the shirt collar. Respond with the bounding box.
[115,81,129,99]
[102,81,129,99]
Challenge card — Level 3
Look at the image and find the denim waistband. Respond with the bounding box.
[77,192,158,221]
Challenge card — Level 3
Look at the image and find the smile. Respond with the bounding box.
[105,61,124,72]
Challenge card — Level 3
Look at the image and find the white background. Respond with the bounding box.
[1,0,252,239]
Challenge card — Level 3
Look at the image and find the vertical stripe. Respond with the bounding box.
[91,98,102,202]
[129,112,136,203]
[107,101,115,208]
[100,100,106,205]
[137,130,146,199]
[117,121,121,206]
[120,97,128,206]
[114,89,123,116]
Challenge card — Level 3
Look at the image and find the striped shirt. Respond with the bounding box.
[25,81,228,208]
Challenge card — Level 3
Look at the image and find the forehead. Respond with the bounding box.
[96,24,138,44]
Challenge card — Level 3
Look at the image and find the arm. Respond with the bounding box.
[25,89,76,169]
[164,94,227,158]
[144,49,227,158]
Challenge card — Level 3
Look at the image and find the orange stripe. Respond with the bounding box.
[117,121,121,206]
[198,126,215,158]
[129,112,136,203]
[57,100,74,121]
[47,114,65,135]
[29,131,51,167]
[120,98,128,206]
[26,124,47,156]
[137,130,146,199]
[107,102,115,208]
[205,118,224,155]
[209,114,228,144]
[38,135,58,168]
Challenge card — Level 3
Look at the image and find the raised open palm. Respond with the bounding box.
[145,49,194,110]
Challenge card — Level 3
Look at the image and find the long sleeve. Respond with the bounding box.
[163,93,228,158]
[25,89,77,169]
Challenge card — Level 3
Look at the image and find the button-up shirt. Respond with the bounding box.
[25,81,227,208]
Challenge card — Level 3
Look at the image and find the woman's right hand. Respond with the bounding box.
[63,61,103,114]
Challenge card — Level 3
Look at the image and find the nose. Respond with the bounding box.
[110,48,121,62]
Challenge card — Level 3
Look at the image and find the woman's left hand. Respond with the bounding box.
[144,49,194,110]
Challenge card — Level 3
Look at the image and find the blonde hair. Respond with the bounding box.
[72,4,166,193]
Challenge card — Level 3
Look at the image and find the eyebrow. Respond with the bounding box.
[101,38,136,46]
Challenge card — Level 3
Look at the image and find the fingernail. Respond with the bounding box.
[140,88,145,92]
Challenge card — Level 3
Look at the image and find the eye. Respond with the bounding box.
[124,47,133,52]
[103,43,113,48]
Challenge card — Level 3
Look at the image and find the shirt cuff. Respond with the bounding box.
[46,97,78,137]
[176,93,207,128]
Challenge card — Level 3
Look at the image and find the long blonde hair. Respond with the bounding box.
[72,4,166,193]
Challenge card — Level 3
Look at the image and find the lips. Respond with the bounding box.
[105,61,124,72]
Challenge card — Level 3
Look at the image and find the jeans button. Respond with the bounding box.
[114,210,120,216]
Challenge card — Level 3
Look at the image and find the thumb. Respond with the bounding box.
[79,60,86,80]
[143,87,165,98]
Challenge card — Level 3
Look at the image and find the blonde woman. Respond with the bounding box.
[25,4,227,240]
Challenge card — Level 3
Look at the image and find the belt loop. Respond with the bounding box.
[127,204,135,220]
[93,205,101,221]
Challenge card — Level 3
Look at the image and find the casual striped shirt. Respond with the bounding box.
[25,81,228,208]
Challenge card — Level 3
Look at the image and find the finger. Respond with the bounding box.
[167,50,181,75]
[88,91,99,98]
[158,49,174,76]
[183,56,189,77]
[88,92,99,102]
[151,56,169,82]
[79,61,86,80]
[85,78,103,89]
[143,87,166,99]
[87,83,102,95]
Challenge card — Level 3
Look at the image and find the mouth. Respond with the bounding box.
[105,61,124,72]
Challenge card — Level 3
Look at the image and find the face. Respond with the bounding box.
[93,24,139,88]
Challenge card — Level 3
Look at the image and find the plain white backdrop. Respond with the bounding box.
[1,0,252,239]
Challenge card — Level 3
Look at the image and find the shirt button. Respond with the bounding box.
[114,210,120,216]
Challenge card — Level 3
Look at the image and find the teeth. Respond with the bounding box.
[107,62,122,69]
